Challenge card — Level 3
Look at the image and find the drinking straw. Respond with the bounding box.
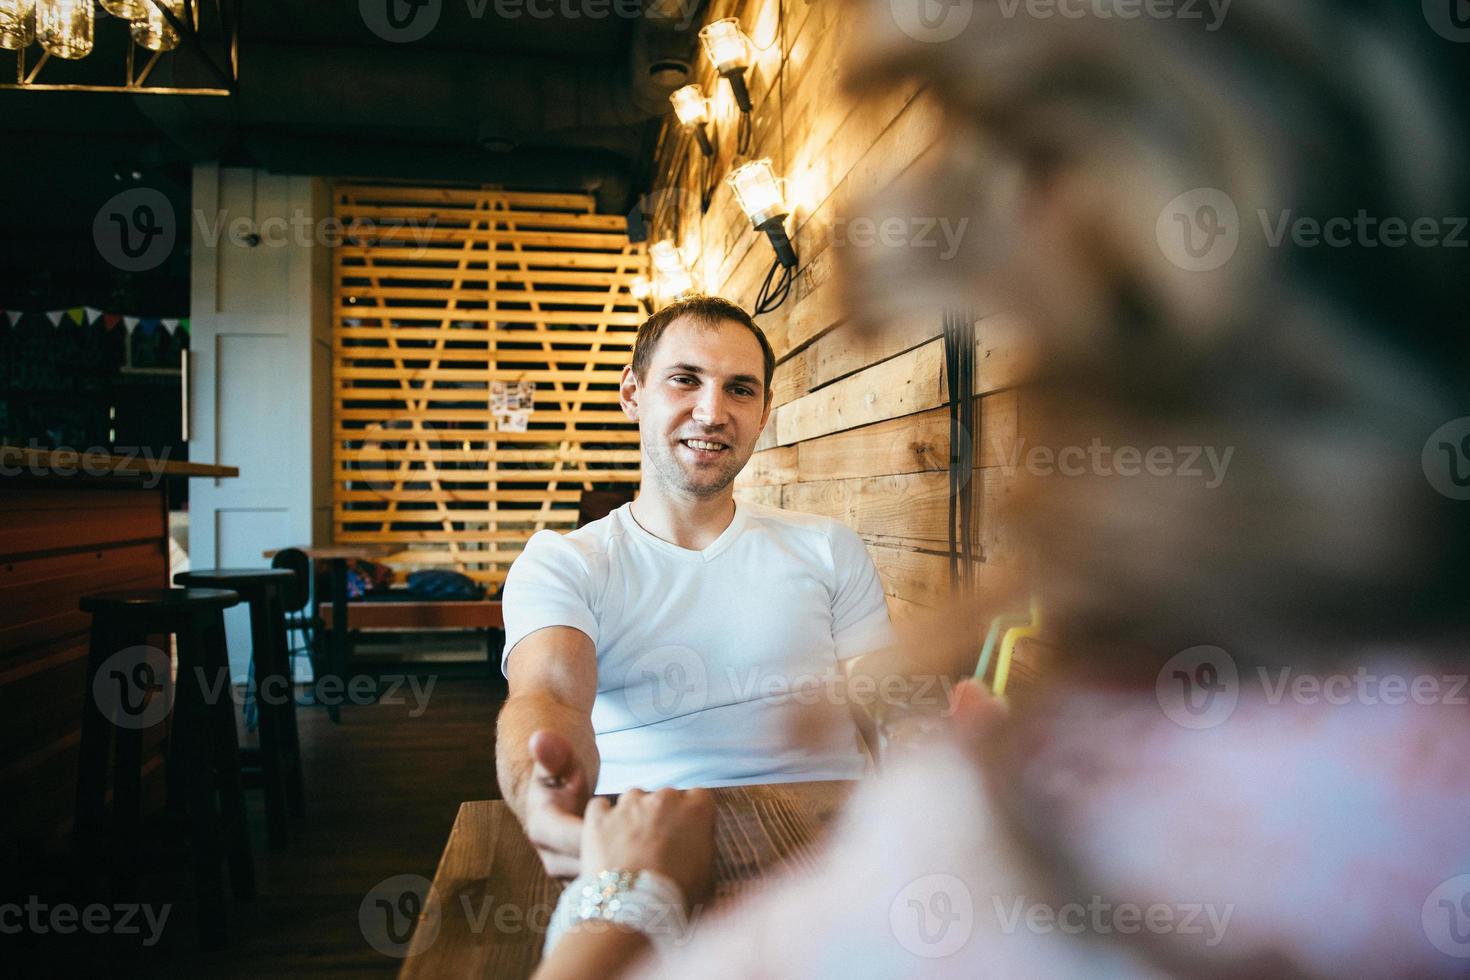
[975,612,1031,685]
[993,599,1042,698]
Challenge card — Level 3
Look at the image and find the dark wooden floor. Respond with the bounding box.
[11,664,507,978]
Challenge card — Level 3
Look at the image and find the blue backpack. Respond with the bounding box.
[405,569,485,601]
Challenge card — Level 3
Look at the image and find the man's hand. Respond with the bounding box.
[496,626,600,878]
[523,729,592,878]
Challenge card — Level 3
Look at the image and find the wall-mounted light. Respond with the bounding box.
[727,159,796,270]
[699,18,752,114]
[669,84,714,158]
[650,239,696,302]
[629,274,654,314]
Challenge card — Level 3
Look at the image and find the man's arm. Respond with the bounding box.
[495,625,601,877]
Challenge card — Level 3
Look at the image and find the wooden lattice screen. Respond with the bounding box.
[332,184,645,587]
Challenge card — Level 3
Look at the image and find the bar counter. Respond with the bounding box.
[0,446,236,855]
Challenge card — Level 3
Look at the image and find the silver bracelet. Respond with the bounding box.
[543,868,690,957]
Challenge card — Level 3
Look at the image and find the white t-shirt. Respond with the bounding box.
[501,501,896,794]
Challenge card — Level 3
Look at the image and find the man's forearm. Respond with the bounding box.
[495,692,601,819]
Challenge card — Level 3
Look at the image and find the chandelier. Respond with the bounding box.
[1,0,238,95]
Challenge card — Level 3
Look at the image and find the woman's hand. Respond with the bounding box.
[580,787,717,909]
[948,677,1008,737]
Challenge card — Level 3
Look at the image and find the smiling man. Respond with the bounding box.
[495,295,895,876]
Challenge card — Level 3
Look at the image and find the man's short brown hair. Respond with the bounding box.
[631,295,776,403]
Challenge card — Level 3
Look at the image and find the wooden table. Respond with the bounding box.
[262,545,386,722]
[396,781,856,978]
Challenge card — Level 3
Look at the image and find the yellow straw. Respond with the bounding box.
[993,598,1041,698]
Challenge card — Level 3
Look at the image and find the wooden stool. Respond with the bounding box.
[175,568,305,850]
[77,587,253,951]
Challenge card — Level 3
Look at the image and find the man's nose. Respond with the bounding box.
[691,386,730,426]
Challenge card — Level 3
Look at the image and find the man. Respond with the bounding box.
[495,295,895,876]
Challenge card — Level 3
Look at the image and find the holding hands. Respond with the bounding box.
[581,786,717,910]
[522,729,718,905]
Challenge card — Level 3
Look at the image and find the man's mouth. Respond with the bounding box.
[679,437,730,456]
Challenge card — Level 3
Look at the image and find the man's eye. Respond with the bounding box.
[731,386,754,397]
[671,375,697,385]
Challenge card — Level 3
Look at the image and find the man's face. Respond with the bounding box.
[620,316,771,498]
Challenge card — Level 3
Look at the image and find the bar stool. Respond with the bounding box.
[77,587,253,951]
[175,568,304,851]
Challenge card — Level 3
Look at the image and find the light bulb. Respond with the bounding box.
[650,239,685,274]
[649,240,696,300]
[99,0,148,18]
[669,85,709,127]
[132,0,183,51]
[699,18,750,74]
[656,268,694,300]
[726,159,787,228]
[36,0,92,59]
[0,0,34,50]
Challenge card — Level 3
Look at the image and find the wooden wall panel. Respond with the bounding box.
[654,0,1043,686]
[332,185,645,586]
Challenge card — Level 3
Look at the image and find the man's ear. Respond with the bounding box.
[619,365,640,422]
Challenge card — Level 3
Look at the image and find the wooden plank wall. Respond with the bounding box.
[0,485,170,853]
[331,186,646,587]
[650,0,1039,677]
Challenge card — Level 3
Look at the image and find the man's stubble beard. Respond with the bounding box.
[643,432,749,499]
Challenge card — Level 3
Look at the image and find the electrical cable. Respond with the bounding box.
[736,111,753,155]
[752,255,793,315]
[944,306,978,597]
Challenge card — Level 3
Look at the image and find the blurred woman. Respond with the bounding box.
[534,1,1470,976]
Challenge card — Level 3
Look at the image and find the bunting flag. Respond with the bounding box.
[4,306,190,337]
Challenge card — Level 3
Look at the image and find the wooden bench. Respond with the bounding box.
[319,600,503,631]
[320,600,506,673]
